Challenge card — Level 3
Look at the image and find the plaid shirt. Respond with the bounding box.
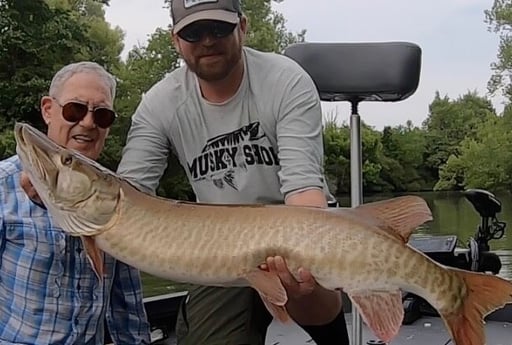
[0,156,151,345]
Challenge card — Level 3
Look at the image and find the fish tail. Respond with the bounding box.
[441,268,512,345]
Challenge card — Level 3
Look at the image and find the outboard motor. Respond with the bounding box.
[402,189,506,324]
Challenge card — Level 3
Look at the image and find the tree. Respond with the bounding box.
[0,0,88,131]
[381,122,429,191]
[241,0,305,52]
[46,0,125,71]
[115,28,180,124]
[0,128,15,159]
[322,111,414,195]
[436,108,512,191]
[485,0,512,101]
[322,113,350,195]
[0,0,123,134]
[422,91,496,183]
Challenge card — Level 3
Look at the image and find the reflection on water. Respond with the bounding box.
[338,191,512,280]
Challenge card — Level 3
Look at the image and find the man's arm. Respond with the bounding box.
[105,260,151,344]
[117,96,170,193]
[267,62,349,343]
[285,188,327,208]
[279,190,342,326]
[266,190,348,343]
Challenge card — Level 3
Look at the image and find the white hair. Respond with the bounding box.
[48,61,117,101]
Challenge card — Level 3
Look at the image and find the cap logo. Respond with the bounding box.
[183,0,218,8]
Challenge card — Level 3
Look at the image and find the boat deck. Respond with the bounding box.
[152,313,512,345]
[266,315,512,345]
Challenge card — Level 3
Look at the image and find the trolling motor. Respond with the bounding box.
[402,189,506,324]
[464,189,506,271]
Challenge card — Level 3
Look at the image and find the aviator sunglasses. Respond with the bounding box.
[52,97,117,129]
[177,20,238,43]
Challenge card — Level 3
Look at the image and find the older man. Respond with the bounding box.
[3,61,151,344]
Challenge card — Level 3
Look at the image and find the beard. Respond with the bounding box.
[183,44,243,82]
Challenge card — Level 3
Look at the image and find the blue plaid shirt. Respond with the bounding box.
[0,156,151,344]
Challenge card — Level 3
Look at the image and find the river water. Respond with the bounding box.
[336,190,512,280]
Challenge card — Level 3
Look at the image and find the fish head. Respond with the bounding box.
[14,122,121,236]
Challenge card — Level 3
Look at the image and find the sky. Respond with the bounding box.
[104,0,504,130]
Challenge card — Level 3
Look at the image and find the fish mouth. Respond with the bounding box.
[14,122,123,238]
[15,122,63,156]
[15,122,60,189]
[15,122,119,182]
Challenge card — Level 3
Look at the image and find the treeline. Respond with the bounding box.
[1,0,512,199]
[323,92,512,195]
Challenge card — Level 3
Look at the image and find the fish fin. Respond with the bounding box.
[246,269,291,323]
[259,294,292,323]
[81,236,104,281]
[350,196,432,243]
[348,290,404,343]
[245,270,288,307]
[440,267,512,345]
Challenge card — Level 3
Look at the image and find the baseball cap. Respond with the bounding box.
[171,0,242,33]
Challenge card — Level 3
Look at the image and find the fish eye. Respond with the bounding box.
[61,154,73,166]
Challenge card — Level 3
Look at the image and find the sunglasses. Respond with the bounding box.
[52,97,117,129]
[177,20,238,43]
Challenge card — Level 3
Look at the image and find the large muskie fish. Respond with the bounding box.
[14,122,512,345]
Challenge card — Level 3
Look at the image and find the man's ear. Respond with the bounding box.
[41,96,53,125]
[171,31,182,55]
[239,15,248,42]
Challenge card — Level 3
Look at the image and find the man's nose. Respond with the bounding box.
[80,110,96,128]
[201,33,217,46]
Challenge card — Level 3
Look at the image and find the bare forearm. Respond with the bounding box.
[285,188,327,208]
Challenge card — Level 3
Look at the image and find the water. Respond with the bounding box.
[141,191,512,296]
[338,190,512,280]
[423,191,512,280]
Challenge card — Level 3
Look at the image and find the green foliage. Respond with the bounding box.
[115,28,180,123]
[0,128,15,158]
[381,121,429,191]
[436,110,512,192]
[322,113,350,194]
[322,112,430,194]
[46,0,125,71]
[0,0,90,130]
[241,0,305,52]
[0,0,123,133]
[434,155,466,191]
[485,0,512,101]
[422,91,496,183]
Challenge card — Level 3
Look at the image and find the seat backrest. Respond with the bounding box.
[284,41,422,103]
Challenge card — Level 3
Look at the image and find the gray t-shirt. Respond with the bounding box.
[117,46,329,204]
